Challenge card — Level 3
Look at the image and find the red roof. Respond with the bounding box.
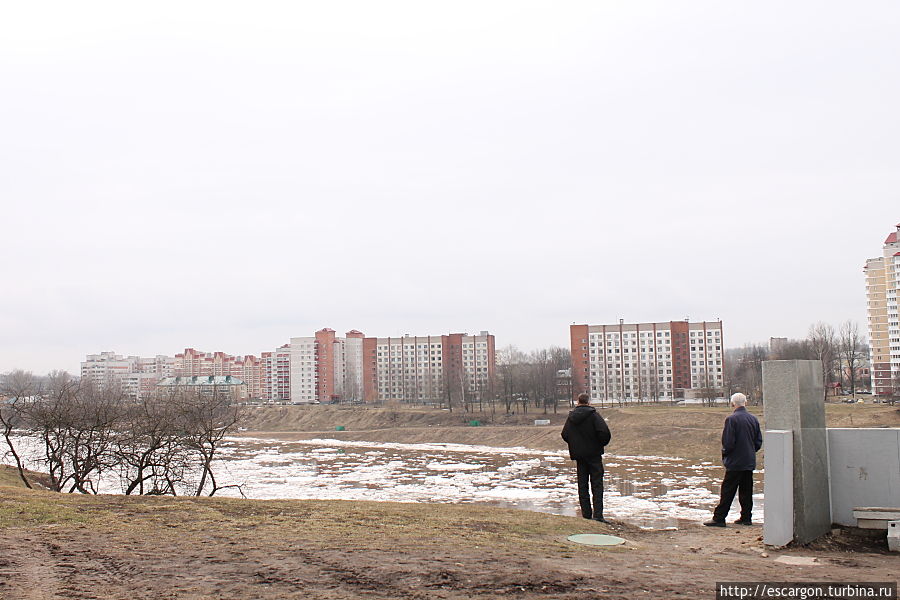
[887,232,898,244]
[894,252,900,256]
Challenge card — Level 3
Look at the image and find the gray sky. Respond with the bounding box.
[2,1,898,374]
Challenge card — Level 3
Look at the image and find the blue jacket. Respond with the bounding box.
[721,406,762,471]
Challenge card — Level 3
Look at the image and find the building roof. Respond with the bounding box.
[886,232,897,244]
[157,375,245,386]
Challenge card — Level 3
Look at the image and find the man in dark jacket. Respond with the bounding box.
[561,393,612,522]
[704,392,763,527]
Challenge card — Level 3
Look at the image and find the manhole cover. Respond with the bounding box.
[566,534,626,546]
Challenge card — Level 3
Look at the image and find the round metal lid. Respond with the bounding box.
[566,533,626,546]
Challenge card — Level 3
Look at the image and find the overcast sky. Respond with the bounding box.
[1,1,898,374]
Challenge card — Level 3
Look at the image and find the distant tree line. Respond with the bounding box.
[0,370,242,495]
[725,320,869,404]
[496,345,572,415]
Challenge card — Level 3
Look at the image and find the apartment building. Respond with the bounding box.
[84,348,274,401]
[175,348,268,399]
[285,329,496,404]
[864,223,900,397]
[80,352,176,400]
[261,344,292,402]
[288,329,367,404]
[83,328,497,405]
[570,320,725,402]
[366,331,496,404]
[157,375,248,402]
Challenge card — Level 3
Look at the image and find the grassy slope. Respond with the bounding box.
[0,483,595,551]
[1,479,896,599]
[0,483,630,598]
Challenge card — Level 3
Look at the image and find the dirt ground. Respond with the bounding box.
[0,484,896,600]
[2,404,897,599]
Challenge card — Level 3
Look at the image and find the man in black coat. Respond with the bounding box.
[561,393,612,522]
[704,392,763,527]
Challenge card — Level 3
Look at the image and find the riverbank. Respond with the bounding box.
[0,477,895,599]
[239,403,900,464]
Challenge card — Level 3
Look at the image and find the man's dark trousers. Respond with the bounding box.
[712,470,753,522]
[576,458,604,519]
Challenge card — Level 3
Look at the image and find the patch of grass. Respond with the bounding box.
[0,464,55,490]
[0,485,618,560]
[0,488,96,527]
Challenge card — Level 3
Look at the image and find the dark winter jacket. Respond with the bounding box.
[561,405,611,461]
[721,406,762,471]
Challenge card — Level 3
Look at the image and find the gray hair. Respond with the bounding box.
[730,392,748,407]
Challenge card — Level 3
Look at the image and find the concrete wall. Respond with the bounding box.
[828,428,900,526]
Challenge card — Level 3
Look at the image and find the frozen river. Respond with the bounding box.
[3,434,763,528]
[215,436,763,528]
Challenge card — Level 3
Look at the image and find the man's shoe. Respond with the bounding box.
[734,519,753,526]
[703,520,726,527]
[592,517,609,523]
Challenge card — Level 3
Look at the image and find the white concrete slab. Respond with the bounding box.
[764,430,794,547]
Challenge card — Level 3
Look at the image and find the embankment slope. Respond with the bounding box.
[239,403,900,463]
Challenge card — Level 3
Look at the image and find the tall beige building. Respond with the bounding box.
[864,223,900,397]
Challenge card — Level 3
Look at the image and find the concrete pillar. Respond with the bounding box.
[763,430,794,546]
[763,360,831,545]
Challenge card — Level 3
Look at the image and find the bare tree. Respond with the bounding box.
[496,345,524,413]
[838,320,865,396]
[725,345,768,404]
[174,386,242,497]
[808,322,837,401]
[770,339,814,360]
[6,370,246,497]
[696,368,718,406]
[891,370,900,406]
[0,370,36,489]
[114,393,190,495]
[22,375,125,494]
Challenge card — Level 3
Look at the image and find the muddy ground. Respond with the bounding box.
[0,485,896,600]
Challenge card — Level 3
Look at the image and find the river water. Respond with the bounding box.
[3,434,762,528]
[216,436,763,529]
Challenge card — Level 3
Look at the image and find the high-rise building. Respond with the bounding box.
[366,331,496,404]
[570,320,725,402]
[81,352,176,400]
[289,329,368,404]
[261,344,292,402]
[174,348,267,399]
[84,347,276,401]
[83,328,497,405]
[287,329,496,404]
[864,223,900,397]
